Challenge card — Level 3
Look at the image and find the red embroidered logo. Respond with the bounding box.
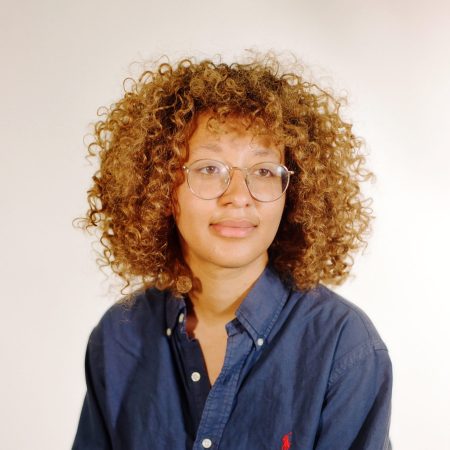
[281,432,292,450]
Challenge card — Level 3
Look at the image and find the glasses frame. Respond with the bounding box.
[182,159,295,202]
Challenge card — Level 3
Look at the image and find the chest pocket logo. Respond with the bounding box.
[281,431,292,449]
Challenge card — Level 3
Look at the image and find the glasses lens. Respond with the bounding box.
[185,160,291,201]
[247,162,289,202]
[187,160,229,199]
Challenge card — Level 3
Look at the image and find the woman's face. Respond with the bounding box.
[174,113,286,275]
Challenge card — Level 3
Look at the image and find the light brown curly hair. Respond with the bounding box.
[79,53,373,296]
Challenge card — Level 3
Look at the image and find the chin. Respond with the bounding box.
[206,249,267,270]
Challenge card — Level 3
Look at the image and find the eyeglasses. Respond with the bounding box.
[182,159,294,202]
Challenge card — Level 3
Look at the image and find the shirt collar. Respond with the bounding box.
[165,291,187,333]
[164,265,291,345]
[234,265,290,344]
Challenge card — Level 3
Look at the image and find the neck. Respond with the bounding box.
[186,257,267,328]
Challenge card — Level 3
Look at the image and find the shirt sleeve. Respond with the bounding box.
[72,329,112,450]
[314,341,393,450]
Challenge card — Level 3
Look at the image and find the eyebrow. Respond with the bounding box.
[192,144,281,159]
[193,143,223,153]
[253,148,280,158]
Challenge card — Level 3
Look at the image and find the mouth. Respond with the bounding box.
[210,220,257,238]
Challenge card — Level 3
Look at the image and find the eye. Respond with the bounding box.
[192,161,224,176]
[198,164,221,175]
[254,167,275,177]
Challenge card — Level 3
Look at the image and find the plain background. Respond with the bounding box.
[1,0,449,448]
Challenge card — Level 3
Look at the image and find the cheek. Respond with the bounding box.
[174,187,210,235]
[174,184,192,222]
[263,200,285,227]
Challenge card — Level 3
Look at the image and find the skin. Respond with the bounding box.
[173,113,287,384]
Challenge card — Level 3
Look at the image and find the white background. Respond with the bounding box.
[1,0,449,448]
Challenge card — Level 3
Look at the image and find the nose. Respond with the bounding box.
[220,167,253,206]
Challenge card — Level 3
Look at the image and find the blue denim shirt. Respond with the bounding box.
[73,267,392,449]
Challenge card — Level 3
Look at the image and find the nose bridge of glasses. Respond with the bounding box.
[217,166,251,201]
[227,166,251,188]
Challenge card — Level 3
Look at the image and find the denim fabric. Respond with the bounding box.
[73,266,392,450]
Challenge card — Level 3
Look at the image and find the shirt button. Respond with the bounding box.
[257,337,264,346]
[191,371,201,382]
[178,313,185,323]
[201,438,212,448]
[166,328,172,337]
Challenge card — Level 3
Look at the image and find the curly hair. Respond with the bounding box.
[78,53,373,297]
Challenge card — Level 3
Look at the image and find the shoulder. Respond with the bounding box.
[88,288,168,353]
[297,284,387,349]
[313,284,385,345]
[288,283,390,384]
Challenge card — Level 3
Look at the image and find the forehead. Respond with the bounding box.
[187,113,283,159]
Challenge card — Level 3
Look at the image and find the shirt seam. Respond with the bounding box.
[328,345,388,387]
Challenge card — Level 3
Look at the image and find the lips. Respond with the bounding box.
[210,220,257,238]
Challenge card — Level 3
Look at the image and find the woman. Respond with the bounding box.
[73,55,392,449]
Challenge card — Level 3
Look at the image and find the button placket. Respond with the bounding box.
[194,331,253,450]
